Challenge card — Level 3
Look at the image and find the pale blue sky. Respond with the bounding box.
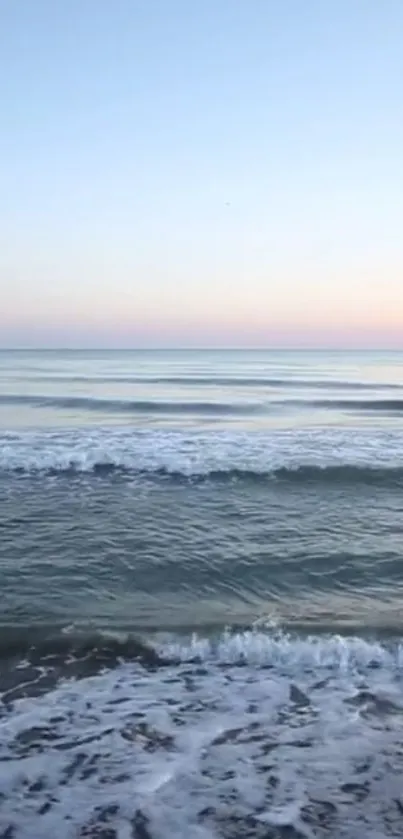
[1,0,402,347]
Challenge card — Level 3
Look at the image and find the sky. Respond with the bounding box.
[1,0,402,349]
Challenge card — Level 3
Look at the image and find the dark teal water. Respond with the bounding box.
[1,349,403,838]
[1,348,403,633]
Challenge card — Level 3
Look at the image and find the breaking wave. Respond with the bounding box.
[1,624,403,672]
[1,428,403,480]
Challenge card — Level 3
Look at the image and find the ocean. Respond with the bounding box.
[1,348,403,838]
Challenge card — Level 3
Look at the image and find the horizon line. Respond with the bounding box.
[0,346,402,353]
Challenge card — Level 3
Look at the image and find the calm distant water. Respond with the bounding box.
[1,349,403,838]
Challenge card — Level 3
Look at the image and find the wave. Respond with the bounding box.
[308,398,403,412]
[159,628,403,670]
[9,374,403,390]
[1,625,403,672]
[0,392,258,416]
[4,461,403,486]
[2,392,403,419]
[1,428,403,478]
[2,625,403,839]
[0,627,168,668]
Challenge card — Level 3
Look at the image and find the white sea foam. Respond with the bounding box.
[157,628,403,670]
[2,631,403,838]
[1,427,403,474]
